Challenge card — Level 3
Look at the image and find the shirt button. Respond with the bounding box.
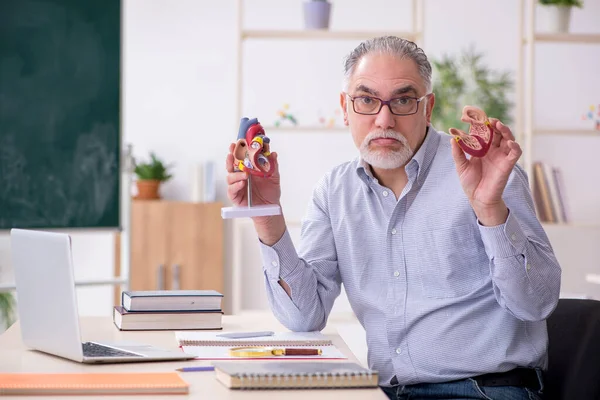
[511,233,517,241]
[527,263,531,271]
[391,228,397,235]
[271,260,278,267]
[396,347,402,354]
[382,190,389,197]
[393,271,400,277]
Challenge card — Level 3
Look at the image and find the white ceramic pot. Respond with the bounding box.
[303,1,332,30]
[537,5,572,33]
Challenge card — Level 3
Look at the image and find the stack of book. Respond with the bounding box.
[113,290,223,331]
[532,161,569,224]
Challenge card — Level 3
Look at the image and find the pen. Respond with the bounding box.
[176,366,215,372]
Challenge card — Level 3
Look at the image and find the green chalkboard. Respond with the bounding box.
[0,0,121,229]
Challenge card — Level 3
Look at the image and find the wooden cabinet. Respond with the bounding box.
[128,200,224,299]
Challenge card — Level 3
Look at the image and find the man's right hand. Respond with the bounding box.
[225,143,286,245]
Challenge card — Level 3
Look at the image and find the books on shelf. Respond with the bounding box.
[0,372,189,395]
[113,290,224,331]
[212,361,378,390]
[532,161,569,224]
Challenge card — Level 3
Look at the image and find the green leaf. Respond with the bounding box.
[0,292,15,329]
[539,0,583,7]
[133,152,173,182]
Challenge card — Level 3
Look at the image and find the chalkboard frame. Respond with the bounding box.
[0,0,123,231]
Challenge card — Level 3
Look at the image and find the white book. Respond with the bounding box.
[121,290,223,312]
[542,162,561,223]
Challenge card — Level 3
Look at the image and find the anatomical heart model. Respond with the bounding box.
[448,106,494,158]
[233,117,275,178]
[221,117,282,219]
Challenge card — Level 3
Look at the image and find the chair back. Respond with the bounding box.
[545,298,600,400]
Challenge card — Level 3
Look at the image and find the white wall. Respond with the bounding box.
[1,0,599,321]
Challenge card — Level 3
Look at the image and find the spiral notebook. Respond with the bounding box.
[212,361,379,389]
[0,372,189,395]
[175,331,347,360]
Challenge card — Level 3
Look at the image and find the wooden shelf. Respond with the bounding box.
[534,129,600,136]
[524,33,600,44]
[264,125,347,132]
[541,222,600,229]
[242,29,419,41]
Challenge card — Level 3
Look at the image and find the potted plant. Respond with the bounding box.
[431,46,514,135]
[0,292,15,331]
[133,152,173,200]
[538,0,583,33]
[303,0,332,30]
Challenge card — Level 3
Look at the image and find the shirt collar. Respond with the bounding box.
[355,126,441,186]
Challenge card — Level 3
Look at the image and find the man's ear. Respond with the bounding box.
[425,93,435,125]
[340,92,349,126]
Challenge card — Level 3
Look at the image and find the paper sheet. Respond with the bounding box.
[175,331,347,360]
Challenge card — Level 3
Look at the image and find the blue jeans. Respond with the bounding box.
[380,378,544,400]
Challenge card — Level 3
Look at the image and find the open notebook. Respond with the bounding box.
[175,331,347,360]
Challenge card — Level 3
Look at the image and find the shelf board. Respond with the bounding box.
[542,222,600,229]
[242,30,419,41]
[0,278,128,292]
[586,274,600,285]
[534,129,599,136]
[264,125,347,132]
[525,33,600,43]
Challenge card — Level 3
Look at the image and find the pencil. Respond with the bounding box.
[176,366,215,372]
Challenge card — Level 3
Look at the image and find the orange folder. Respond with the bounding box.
[0,372,189,395]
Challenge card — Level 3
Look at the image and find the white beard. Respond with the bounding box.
[360,129,414,170]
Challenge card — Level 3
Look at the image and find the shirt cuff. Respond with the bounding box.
[259,228,300,281]
[478,209,526,259]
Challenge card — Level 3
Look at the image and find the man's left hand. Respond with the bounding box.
[450,118,523,226]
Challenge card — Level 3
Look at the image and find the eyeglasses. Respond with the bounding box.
[346,93,431,116]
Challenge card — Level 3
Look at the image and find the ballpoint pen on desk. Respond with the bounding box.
[176,366,215,372]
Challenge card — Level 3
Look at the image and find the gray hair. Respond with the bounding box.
[342,36,432,93]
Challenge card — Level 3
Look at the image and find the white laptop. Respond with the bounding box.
[10,228,195,364]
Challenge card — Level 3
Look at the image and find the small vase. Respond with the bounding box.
[303,1,332,30]
[136,180,161,200]
[537,5,572,33]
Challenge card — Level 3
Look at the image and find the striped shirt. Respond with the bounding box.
[259,127,562,386]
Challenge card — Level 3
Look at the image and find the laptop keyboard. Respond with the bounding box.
[82,342,143,358]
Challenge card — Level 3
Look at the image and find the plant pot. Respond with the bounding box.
[303,1,332,30]
[136,179,161,200]
[537,5,572,33]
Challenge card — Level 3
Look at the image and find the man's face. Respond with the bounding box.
[340,53,435,170]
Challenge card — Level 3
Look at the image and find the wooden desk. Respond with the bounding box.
[0,313,387,399]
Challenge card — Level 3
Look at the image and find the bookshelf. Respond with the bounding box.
[234,0,425,136]
[517,0,600,228]
[526,33,600,43]
[262,125,348,132]
[241,29,419,41]
[533,129,598,136]
[231,0,424,313]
